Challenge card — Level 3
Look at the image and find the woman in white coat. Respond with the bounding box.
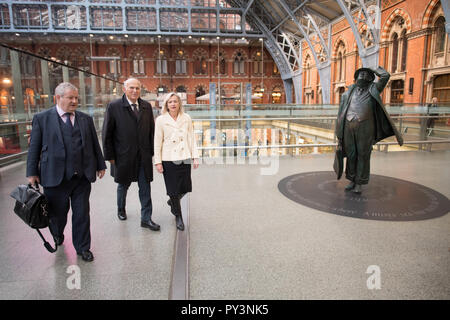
[154,92,199,230]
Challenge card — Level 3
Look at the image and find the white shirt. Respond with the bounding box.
[126,97,139,111]
[56,104,75,126]
[154,112,199,164]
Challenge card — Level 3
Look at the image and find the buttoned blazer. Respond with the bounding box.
[102,94,155,184]
[26,106,107,187]
[154,112,199,164]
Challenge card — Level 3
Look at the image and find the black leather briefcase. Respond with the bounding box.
[10,184,57,253]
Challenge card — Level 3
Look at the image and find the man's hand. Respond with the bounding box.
[97,170,106,179]
[109,160,115,165]
[193,158,199,169]
[155,163,163,173]
[27,176,40,186]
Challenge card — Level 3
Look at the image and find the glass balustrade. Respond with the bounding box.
[1,44,449,167]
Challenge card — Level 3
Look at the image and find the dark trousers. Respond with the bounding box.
[117,164,152,222]
[343,118,375,185]
[44,175,91,253]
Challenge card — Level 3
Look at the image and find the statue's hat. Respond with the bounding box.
[354,68,375,81]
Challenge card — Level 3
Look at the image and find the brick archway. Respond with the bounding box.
[381,8,412,42]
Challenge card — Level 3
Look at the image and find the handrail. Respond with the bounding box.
[197,139,450,150]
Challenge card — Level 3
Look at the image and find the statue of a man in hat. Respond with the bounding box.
[335,66,403,194]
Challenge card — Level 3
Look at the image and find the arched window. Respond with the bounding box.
[233,51,245,75]
[176,85,186,93]
[304,55,311,86]
[131,51,145,75]
[104,48,121,76]
[253,51,262,75]
[337,52,343,81]
[400,29,407,72]
[435,16,446,54]
[175,49,187,74]
[391,33,399,73]
[193,49,207,75]
[156,49,168,74]
[195,86,206,98]
[215,50,226,75]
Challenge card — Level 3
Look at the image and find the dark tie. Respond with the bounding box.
[64,112,73,128]
[131,103,139,117]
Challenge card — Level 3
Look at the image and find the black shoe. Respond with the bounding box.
[77,250,94,262]
[352,184,362,194]
[141,219,160,231]
[53,234,64,246]
[345,182,356,191]
[118,209,127,221]
[175,215,185,231]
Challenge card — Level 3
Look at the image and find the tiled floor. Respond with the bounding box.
[1,150,449,299]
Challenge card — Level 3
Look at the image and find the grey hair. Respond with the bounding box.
[123,77,141,88]
[55,82,78,96]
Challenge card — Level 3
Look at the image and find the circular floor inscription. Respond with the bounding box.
[278,171,449,221]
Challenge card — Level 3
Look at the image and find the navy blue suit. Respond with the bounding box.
[27,107,106,253]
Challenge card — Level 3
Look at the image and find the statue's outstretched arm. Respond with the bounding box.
[372,66,390,92]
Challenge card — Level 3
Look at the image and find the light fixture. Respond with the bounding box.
[109,36,114,40]
[2,78,11,85]
[15,33,20,37]
[89,34,94,37]
[124,34,129,38]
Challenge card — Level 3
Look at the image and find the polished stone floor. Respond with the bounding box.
[0,150,449,299]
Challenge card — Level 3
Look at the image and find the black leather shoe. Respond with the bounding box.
[175,215,185,231]
[141,219,160,231]
[53,234,64,246]
[352,184,362,194]
[77,250,94,262]
[118,209,127,221]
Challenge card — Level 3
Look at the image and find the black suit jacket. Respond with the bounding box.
[26,107,107,187]
[102,94,155,184]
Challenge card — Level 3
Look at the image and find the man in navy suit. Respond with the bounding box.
[27,82,106,262]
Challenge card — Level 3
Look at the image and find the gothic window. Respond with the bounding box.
[215,51,226,75]
[156,49,168,74]
[175,49,187,74]
[434,16,446,54]
[176,85,186,93]
[233,51,245,75]
[400,29,407,72]
[104,48,121,76]
[391,33,399,73]
[193,49,207,75]
[253,51,263,75]
[132,52,145,75]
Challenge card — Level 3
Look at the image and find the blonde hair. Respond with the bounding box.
[162,92,184,115]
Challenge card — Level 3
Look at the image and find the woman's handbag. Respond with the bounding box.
[10,183,57,253]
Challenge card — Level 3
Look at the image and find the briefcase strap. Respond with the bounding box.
[36,229,57,253]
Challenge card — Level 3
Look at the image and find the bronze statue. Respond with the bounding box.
[335,66,403,194]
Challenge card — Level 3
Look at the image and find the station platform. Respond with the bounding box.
[0,150,449,300]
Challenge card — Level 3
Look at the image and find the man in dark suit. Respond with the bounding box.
[27,82,106,262]
[102,78,159,231]
[335,66,403,194]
